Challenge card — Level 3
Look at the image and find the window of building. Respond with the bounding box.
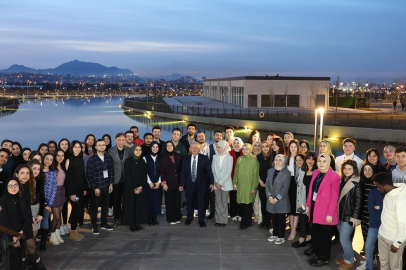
[248,95,257,107]
[211,86,217,100]
[220,86,228,103]
[287,95,300,107]
[261,95,271,107]
[274,95,300,107]
[274,95,286,107]
[232,86,244,106]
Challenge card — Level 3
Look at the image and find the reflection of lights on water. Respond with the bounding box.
[40,101,43,106]
[84,102,86,105]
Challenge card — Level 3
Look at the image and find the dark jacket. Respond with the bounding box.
[107,145,132,184]
[160,153,182,190]
[338,176,363,225]
[66,155,89,197]
[180,154,214,191]
[86,154,114,191]
[257,153,271,183]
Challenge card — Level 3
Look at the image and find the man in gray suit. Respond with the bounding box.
[108,133,132,228]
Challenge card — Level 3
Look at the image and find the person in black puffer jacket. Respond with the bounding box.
[336,159,363,270]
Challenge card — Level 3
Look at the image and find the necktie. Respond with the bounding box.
[192,156,196,182]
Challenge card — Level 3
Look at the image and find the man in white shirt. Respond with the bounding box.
[335,138,363,173]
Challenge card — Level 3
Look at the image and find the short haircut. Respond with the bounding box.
[95,139,105,146]
[143,132,153,140]
[125,131,133,136]
[172,127,181,134]
[395,146,406,154]
[372,172,393,186]
[115,132,125,139]
[196,131,206,136]
[152,126,161,131]
[224,126,235,132]
[0,148,10,156]
[284,132,294,138]
[1,139,12,146]
[130,126,139,131]
[214,130,223,136]
[384,145,396,150]
[342,137,356,146]
[187,123,196,129]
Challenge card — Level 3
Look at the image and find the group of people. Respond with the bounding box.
[0,125,406,270]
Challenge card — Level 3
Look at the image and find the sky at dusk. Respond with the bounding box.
[0,0,405,81]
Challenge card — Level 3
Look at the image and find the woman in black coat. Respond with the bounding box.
[122,144,148,232]
[160,141,183,224]
[257,140,272,229]
[144,141,162,225]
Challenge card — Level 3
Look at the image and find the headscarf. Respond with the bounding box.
[149,141,160,157]
[360,162,375,180]
[241,143,253,158]
[317,154,331,173]
[216,140,230,156]
[3,178,23,231]
[274,154,286,170]
[233,137,244,152]
[165,141,175,156]
[252,141,262,156]
[320,140,334,158]
[131,144,142,160]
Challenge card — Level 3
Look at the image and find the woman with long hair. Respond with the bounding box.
[266,154,291,245]
[305,154,340,267]
[11,141,24,168]
[65,140,88,242]
[54,149,68,238]
[229,137,244,221]
[102,134,112,151]
[283,132,294,153]
[270,136,285,166]
[363,148,386,173]
[160,141,183,224]
[37,143,48,157]
[212,140,233,226]
[233,143,259,230]
[21,148,32,165]
[266,133,276,144]
[299,140,309,155]
[247,130,261,144]
[319,140,336,171]
[257,140,272,230]
[286,139,300,240]
[144,142,162,225]
[84,134,96,156]
[47,141,57,154]
[336,160,362,269]
[29,151,42,163]
[58,138,70,154]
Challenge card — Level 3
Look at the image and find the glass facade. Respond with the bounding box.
[274,95,300,107]
[232,86,244,106]
[248,95,257,107]
[211,86,217,99]
[220,86,228,103]
[261,95,271,107]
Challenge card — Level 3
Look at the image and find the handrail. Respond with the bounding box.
[0,225,26,240]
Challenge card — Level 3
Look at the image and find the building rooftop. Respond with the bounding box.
[203,75,331,81]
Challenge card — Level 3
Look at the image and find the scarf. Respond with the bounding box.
[242,143,253,159]
[233,137,244,152]
[166,141,175,156]
[131,144,142,160]
[149,141,160,157]
[217,140,230,156]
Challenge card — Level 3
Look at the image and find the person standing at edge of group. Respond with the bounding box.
[286,139,300,240]
[383,145,397,173]
[392,146,406,184]
[124,130,134,148]
[65,140,88,242]
[306,154,340,267]
[160,141,183,224]
[257,140,272,230]
[224,126,235,149]
[161,128,188,156]
[212,140,233,227]
[374,172,406,270]
[229,137,244,221]
[336,160,363,270]
[0,148,10,196]
[144,141,162,225]
[233,143,259,230]
[108,133,132,228]
[130,126,144,145]
[180,123,197,152]
[122,145,148,231]
[335,138,363,173]
[86,139,114,235]
[179,141,214,227]
[1,139,14,177]
[266,154,291,245]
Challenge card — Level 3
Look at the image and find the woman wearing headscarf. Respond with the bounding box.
[229,137,244,221]
[0,178,47,270]
[122,145,148,232]
[212,140,233,226]
[265,154,291,245]
[319,140,336,171]
[144,141,162,225]
[252,140,263,223]
[160,141,183,225]
[305,154,340,267]
[233,143,259,230]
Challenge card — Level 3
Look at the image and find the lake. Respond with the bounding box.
[0,96,391,160]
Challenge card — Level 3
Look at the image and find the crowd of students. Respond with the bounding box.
[0,125,406,270]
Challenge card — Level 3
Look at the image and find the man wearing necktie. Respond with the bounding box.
[179,141,214,227]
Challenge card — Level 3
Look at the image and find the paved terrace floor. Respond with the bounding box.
[40,212,367,270]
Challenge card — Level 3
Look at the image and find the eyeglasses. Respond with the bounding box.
[7,184,19,189]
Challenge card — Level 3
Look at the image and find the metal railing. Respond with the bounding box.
[123,98,406,130]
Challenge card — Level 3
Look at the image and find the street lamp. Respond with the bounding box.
[314,108,325,152]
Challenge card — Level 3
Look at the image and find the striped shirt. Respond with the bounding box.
[361,177,375,224]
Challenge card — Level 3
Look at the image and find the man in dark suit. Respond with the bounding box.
[179,141,214,227]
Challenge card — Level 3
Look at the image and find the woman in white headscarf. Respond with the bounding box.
[212,140,234,226]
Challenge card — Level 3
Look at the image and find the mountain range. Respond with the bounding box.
[0,60,134,76]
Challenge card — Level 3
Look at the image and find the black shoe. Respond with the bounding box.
[130,225,136,232]
[185,219,192,225]
[101,224,113,231]
[199,221,206,227]
[291,240,307,248]
[135,224,144,230]
[28,253,46,270]
[308,257,318,264]
[258,222,264,228]
[221,224,226,227]
[153,215,159,225]
[310,260,328,267]
[304,246,314,256]
[113,219,120,228]
[207,213,214,220]
[215,223,220,227]
[148,217,153,226]
[92,227,100,235]
[239,226,247,230]
[39,229,48,252]
[360,248,365,256]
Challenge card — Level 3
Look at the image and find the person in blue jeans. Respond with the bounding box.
[336,160,363,270]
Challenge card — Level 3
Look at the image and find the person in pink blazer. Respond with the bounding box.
[305,154,340,267]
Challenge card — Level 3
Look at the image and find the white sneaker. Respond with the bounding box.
[49,232,60,245]
[356,261,366,270]
[108,208,113,217]
[206,210,210,216]
[59,225,66,235]
[55,229,65,244]
[269,228,273,234]
[62,224,70,235]
[274,238,285,245]
[194,210,198,217]
[258,216,263,224]
[267,236,277,242]
[238,216,242,221]
[231,217,237,221]
[176,220,181,224]
[170,222,177,225]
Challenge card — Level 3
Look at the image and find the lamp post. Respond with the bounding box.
[314,109,318,151]
[314,108,325,152]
